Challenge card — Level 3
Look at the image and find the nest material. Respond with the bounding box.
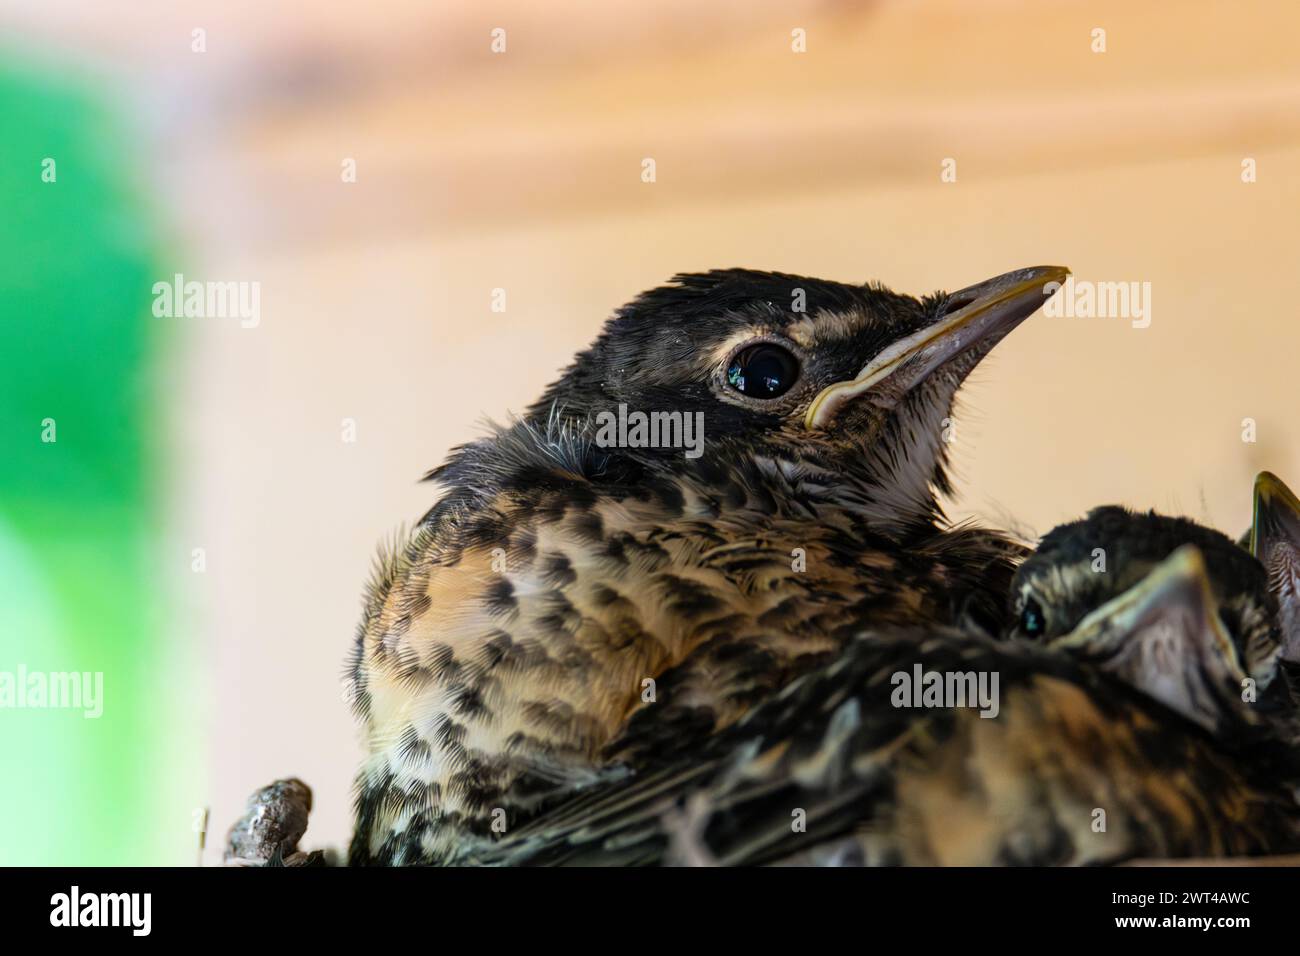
[223,777,329,866]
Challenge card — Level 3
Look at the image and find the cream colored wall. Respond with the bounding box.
[5,0,1298,859]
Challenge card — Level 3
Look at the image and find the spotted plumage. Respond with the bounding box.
[472,630,1300,866]
[467,501,1300,866]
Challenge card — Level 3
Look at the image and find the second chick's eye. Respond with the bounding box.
[1020,597,1047,638]
[726,343,799,399]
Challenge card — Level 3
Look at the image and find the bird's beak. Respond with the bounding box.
[1054,546,1237,665]
[1050,545,1249,732]
[1250,470,1300,663]
[804,265,1069,430]
[1249,471,1300,564]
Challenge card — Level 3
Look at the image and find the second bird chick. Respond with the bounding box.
[1010,473,1300,737]
[1008,505,1284,734]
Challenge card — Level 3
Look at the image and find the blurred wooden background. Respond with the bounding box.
[4,0,1299,860]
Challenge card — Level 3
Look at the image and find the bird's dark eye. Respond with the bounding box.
[726,343,799,399]
[1020,597,1046,638]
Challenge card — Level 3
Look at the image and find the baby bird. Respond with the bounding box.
[346,266,1064,864]
[1008,505,1283,733]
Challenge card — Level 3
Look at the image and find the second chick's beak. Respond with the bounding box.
[805,265,1069,429]
[1049,545,1252,734]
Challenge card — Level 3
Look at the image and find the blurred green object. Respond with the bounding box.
[0,61,181,864]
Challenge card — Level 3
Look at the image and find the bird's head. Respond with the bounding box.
[525,265,1067,527]
[1009,505,1287,733]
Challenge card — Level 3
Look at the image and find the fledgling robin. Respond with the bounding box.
[1008,505,1286,732]
[345,265,1066,864]
[473,497,1300,866]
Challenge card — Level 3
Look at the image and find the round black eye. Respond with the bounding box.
[1020,598,1046,638]
[726,344,799,399]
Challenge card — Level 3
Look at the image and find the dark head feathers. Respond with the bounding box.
[619,269,915,319]
[1032,506,1268,600]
